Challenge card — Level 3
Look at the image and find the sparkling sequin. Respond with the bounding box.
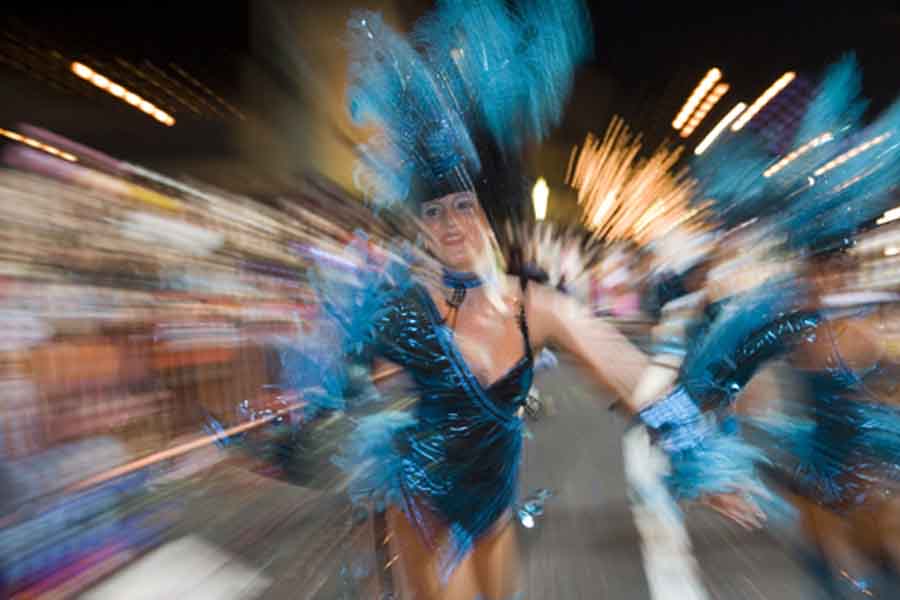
[363,283,534,571]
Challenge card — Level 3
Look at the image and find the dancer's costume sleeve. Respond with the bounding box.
[638,278,820,500]
[677,279,817,413]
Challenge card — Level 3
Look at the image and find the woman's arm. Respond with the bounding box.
[525,284,766,526]
[525,284,650,412]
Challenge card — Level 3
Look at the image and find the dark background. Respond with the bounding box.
[1,2,898,210]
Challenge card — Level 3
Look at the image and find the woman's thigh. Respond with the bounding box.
[471,515,522,600]
[386,505,481,599]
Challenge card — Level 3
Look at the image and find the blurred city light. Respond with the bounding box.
[813,132,892,177]
[0,127,78,162]
[569,120,698,244]
[732,71,796,131]
[763,131,834,177]
[533,177,549,221]
[876,205,900,226]
[695,102,747,155]
[672,68,723,131]
[680,82,730,138]
[71,62,175,126]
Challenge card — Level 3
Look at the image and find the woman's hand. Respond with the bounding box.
[702,492,766,530]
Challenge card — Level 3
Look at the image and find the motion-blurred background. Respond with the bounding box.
[0,2,899,599]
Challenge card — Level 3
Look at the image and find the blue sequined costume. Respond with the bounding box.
[748,308,900,512]
[673,286,900,511]
[342,282,533,574]
[789,358,885,509]
[333,1,586,569]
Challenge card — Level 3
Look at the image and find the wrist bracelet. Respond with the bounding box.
[638,385,711,453]
[638,385,699,428]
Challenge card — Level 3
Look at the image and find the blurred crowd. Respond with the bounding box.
[0,123,899,598]
[0,138,397,596]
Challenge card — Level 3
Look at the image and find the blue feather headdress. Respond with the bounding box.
[693,54,900,255]
[346,0,592,215]
[412,0,592,151]
[347,11,481,209]
[777,55,900,254]
[690,133,777,229]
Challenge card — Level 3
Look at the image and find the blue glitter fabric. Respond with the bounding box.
[295,238,535,576]
[359,284,534,576]
[747,308,900,511]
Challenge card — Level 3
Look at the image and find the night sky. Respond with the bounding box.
[586,4,900,145]
[1,1,898,189]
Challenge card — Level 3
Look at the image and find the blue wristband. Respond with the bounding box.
[638,385,712,453]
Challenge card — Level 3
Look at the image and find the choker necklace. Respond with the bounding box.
[441,269,482,321]
[442,269,483,290]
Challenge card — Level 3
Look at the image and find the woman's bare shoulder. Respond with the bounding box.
[513,279,578,348]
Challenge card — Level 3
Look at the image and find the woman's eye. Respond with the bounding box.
[422,206,441,219]
[455,199,474,212]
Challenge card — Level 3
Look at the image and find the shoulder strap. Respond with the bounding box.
[517,279,533,360]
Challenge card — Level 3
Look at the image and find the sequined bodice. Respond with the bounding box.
[370,283,534,549]
[789,313,893,508]
[372,284,534,420]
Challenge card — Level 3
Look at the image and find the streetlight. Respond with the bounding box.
[532,177,549,221]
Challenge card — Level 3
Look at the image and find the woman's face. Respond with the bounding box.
[420,192,490,271]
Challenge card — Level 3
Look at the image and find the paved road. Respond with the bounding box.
[131,360,824,599]
[518,360,823,600]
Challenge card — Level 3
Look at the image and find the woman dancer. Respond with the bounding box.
[667,248,897,597]
[298,3,763,599]
[747,253,898,597]
[344,189,762,599]
[658,53,900,598]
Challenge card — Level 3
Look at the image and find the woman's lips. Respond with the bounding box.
[442,233,465,246]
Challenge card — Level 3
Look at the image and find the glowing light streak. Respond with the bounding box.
[813,133,892,177]
[695,102,746,155]
[0,127,77,162]
[673,68,722,130]
[69,401,306,493]
[876,206,900,226]
[763,132,834,177]
[532,178,549,221]
[680,82,730,138]
[569,117,698,244]
[732,71,796,131]
[71,62,175,126]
